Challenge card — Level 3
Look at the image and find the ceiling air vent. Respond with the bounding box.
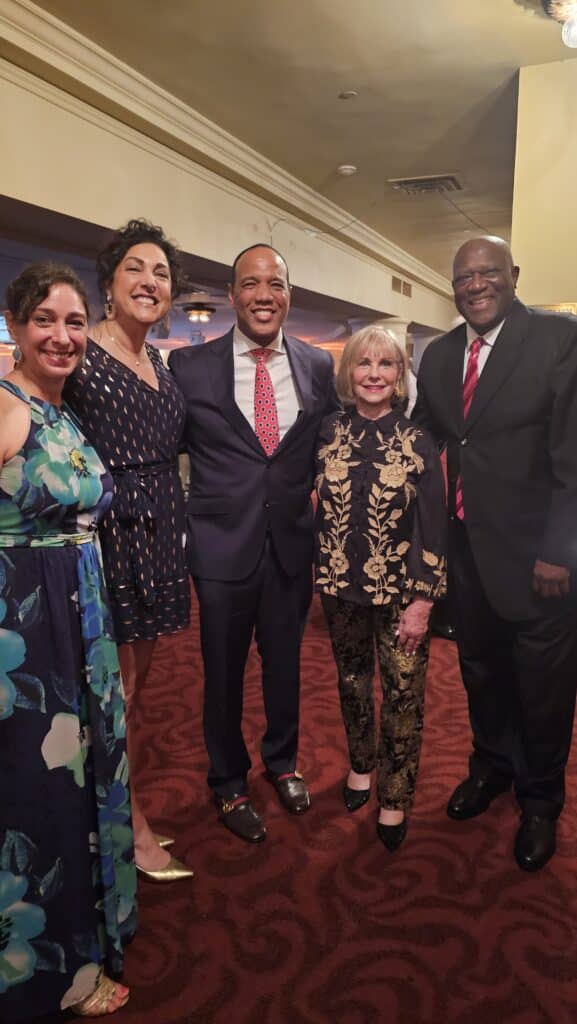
[388,174,463,195]
[392,275,412,298]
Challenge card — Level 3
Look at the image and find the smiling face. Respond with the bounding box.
[351,344,400,419]
[8,283,88,385]
[452,238,519,334]
[108,242,172,328]
[229,246,290,346]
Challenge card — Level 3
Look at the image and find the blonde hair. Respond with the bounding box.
[336,324,408,407]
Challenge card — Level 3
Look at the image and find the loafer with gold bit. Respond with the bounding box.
[215,793,266,843]
[266,770,311,815]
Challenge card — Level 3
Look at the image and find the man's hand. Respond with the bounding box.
[532,559,570,599]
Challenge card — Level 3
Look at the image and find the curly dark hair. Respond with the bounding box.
[5,263,90,323]
[96,218,185,299]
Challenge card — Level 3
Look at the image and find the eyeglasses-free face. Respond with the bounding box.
[8,283,88,383]
[109,243,172,328]
[351,349,400,420]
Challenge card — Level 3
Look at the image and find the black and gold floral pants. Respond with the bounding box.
[321,595,430,810]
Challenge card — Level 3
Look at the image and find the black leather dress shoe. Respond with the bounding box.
[215,794,266,843]
[343,784,371,813]
[377,818,407,852]
[447,775,510,820]
[514,815,556,872]
[266,771,311,814]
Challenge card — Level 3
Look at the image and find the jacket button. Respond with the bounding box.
[461,437,468,446]
[264,501,270,509]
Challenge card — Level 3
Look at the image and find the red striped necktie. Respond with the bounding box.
[455,336,484,521]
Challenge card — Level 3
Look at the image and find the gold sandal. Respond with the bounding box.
[71,972,130,1016]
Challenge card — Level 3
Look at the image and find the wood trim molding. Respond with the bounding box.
[0,0,452,298]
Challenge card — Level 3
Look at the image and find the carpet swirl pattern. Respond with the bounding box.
[70,597,577,1024]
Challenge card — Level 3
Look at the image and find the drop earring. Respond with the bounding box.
[104,294,114,319]
[12,345,22,363]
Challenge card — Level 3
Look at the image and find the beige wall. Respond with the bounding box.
[0,59,454,335]
[512,59,577,307]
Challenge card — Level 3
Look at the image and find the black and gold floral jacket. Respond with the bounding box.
[314,408,447,606]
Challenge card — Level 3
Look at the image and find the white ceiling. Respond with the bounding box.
[18,0,577,277]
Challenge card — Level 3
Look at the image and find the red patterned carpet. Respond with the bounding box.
[72,598,577,1024]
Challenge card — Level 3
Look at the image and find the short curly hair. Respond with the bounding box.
[5,262,90,323]
[96,218,185,299]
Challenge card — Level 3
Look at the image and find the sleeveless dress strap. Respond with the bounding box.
[0,379,31,403]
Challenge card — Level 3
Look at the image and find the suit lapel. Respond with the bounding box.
[465,301,528,430]
[205,331,263,455]
[206,330,315,457]
[273,335,313,455]
[285,335,313,414]
[444,327,467,431]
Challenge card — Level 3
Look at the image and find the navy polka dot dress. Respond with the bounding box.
[65,338,190,643]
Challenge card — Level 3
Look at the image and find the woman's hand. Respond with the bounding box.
[397,598,433,656]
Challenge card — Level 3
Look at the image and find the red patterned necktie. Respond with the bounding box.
[251,347,280,456]
[455,337,484,521]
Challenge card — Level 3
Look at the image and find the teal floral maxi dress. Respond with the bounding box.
[0,381,137,1023]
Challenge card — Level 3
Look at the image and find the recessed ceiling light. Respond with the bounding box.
[338,90,358,100]
[336,164,358,176]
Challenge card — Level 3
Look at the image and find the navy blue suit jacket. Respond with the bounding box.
[169,329,339,581]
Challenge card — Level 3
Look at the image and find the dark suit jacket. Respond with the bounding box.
[412,299,577,619]
[169,329,339,581]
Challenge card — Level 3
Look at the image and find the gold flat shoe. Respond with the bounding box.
[136,854,194,882]
[71,971,130,1016]
[153,832,175,848]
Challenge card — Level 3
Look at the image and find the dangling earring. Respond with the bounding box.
[12,345,22,363]
[160,312,171,336]
[104,293,114,319]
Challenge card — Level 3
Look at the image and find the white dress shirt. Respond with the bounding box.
[233,326,301,440]
[464,320,505,380]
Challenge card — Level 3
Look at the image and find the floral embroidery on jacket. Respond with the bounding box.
[315,410,446,606]
[315,418,360,592]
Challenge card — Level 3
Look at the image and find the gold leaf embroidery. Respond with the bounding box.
[316,416,445,605]
[422,549,439,567]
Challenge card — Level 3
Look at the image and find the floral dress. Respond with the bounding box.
[0,381,137,1023]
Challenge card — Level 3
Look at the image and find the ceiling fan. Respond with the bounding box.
[174,288,230,324]
[514,0,577,45]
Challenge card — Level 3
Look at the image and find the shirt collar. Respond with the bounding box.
[465,319,505,350]
[233,324,284,355]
